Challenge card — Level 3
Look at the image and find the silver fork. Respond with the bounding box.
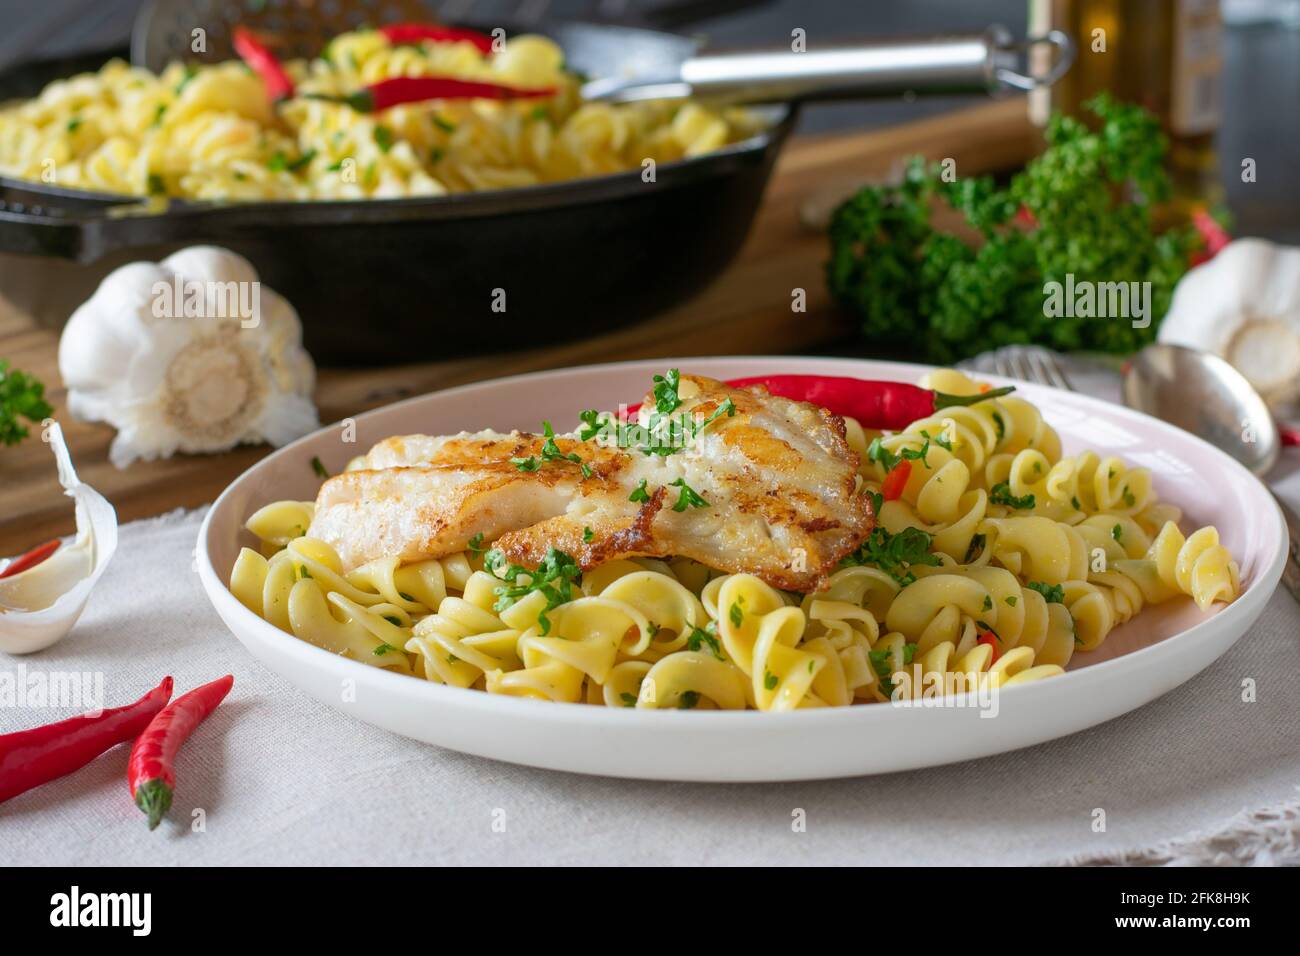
[987,345,1075,391]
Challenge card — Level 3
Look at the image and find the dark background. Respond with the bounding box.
[0,0,1295,239]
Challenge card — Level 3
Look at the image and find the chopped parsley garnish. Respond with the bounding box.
[869,643,915,696]
[867,436,930,472]
[763,671,778,691]
[582,526,594,543]
[310,455,329,479]
[842,526,941,586]
[373,125,394,152]
[151,103,167,126]
[964,532,986,563]
[729,601,744,628]
[269,149,316,173]
[432,115,456,134]
[921,428,953,451]
[982,595,993,611]
[398,592,416,602]
[382,615,402,626]
[486,546,582,636]
[992,412,1005,441]
[677,690,701,710]
[537,421,591,477]
[620,692,638,707]
[1005,595,1017,607]
[1111,524,1123,542]
[1122,487,1136,508]
[1026,581,1065,604]
[629,479,650,503]
[373,643,397,656]
[686,622,724,660]
[511,456,541,472]
[694,398,736,435]
[1071,495,1082,511]
[989,481,1035,509]
[652,368,682,415]
[146,173,166,195]
[66,116,82,133]
[577,409,606,441]
[467,533,487,557]
[669,477,709,512]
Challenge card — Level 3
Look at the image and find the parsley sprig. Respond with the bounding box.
[841,526,942,586]
[485,546,582,636]
[513,421,592,478]
[1026,581,1065,604]
[0,360,52,447]
[867,436,930,473]
[989,481,1035,510]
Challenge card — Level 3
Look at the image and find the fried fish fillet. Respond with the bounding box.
[308,375,873,591]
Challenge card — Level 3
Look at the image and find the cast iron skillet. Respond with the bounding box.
[0,20,792,364]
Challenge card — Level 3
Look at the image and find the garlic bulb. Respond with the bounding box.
[59,246,319,468]
[1159,238,1300,406]
[0,422,118,654]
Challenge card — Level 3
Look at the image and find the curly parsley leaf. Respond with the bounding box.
[485,546,582,636]
[841,526,942,587]
[1026,581,1065,604]
[0,360,52,447]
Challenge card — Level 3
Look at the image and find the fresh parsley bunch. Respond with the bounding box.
[0,359,53,447]
[827,95,1199,362]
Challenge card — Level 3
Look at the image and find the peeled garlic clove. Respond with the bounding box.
[0,422,118,654]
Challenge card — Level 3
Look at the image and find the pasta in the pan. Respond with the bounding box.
[230,368,1243,711]
[0,30,760,201]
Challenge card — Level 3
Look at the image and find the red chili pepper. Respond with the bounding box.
[1189,207,1231,267]
[232,27,296,103]
[625,376,1015,431]
[128,675,233,830]
[380,22,495,55]
[1282,426,1300,448]
[0,539,60,579]
[880,461,911,501]
[321,75,555,112]
[976,628,1000,664]
[0,677,172,804]
[1013,204,1038,229]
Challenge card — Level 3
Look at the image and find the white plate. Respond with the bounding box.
[197,357,1289,781]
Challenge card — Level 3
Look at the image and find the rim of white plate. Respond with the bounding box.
[197,355,1291,728]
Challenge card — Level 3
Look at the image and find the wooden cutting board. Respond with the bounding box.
[0,97,1037,551]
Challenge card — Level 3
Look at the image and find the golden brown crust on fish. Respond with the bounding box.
[309,374,874,591]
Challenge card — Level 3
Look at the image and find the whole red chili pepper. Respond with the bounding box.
[380,22,495,55]
[625,375,1015,431]
[232,26,296,103]
[0,539,60,578]
[0,677,172,804]
[128,674,233,830]
[321,75,555,112]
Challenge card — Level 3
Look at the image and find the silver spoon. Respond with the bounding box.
[1122,342,1300,601]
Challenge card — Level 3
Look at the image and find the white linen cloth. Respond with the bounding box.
[2,364,1298,866]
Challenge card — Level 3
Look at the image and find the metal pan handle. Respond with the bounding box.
[584,27,1074,104]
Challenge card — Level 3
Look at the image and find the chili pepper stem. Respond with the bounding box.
[134,777,172,831]
[931,386,1016,409]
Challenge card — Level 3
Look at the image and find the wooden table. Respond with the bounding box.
[0,97,1036,551]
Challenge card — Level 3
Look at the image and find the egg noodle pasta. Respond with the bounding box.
[0,29,761,201]
[231,369,1243,710]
